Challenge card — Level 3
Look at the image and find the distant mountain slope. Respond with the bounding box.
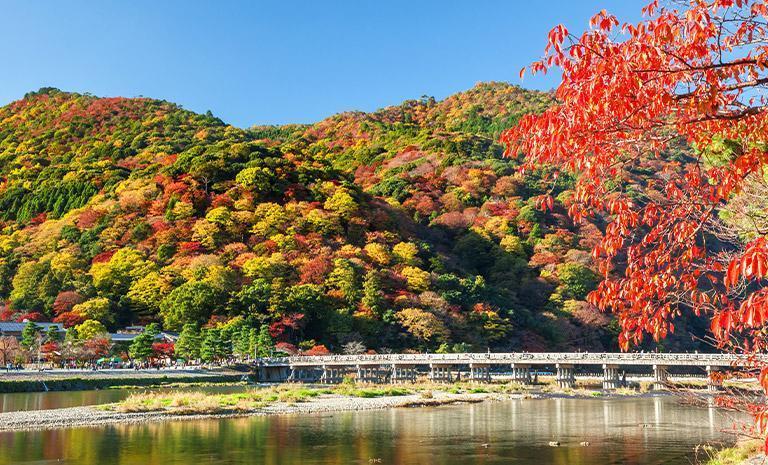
[0,82,634,352]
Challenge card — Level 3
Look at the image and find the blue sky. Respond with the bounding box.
[0,1,643,127]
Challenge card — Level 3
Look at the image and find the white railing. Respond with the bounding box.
[257,352,761,367]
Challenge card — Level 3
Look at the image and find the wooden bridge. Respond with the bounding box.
[254,352,756,391]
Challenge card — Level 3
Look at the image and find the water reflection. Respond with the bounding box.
[0,385,247,413]
[0,396,745,465]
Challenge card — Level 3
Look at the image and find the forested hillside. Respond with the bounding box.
[0,83,660,353]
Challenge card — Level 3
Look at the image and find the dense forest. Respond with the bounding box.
[0,82,707,354]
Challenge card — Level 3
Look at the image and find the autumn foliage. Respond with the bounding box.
[504,0,768,449]
[0,82,615,354]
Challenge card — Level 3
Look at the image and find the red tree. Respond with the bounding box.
[53,312,86,328]
[53,291,84,315]
[83,337,111,362]
[40,342,60,363]
[15,312,44,322]
[269,313,305,341]
[152,342,175,359]
[302,344,331,356]
[503,0,768,449]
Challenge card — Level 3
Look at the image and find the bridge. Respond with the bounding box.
[254,352,756,391]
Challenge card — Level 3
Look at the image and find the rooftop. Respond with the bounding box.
[0,322,64,333]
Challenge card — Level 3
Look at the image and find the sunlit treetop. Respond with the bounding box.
[504,0,768,447]
[503,0,768,402]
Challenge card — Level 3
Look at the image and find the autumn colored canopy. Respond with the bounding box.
[503,0,768,445]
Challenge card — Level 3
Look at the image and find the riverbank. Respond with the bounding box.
[0,368,246,392]
[702,439,764,464]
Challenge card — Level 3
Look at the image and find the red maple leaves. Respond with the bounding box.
[503,0,768,445]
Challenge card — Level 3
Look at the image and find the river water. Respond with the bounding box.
[0,385,246,413]
[0,395,746,465]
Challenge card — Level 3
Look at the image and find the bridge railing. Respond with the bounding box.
[256,352,758,367]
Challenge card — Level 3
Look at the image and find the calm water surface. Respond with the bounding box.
[0,385,247,413]
[0,396,746,465]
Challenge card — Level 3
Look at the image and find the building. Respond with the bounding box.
[0,321,177,343]
[0,321,65,340]
[110,326,178,344]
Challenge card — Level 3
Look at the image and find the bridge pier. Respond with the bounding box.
[356,365,386,383]
[320,365,344,384]
[556,363,575,389]
[255,365,290,382]
[602,364,621,390]
[653,364,668,390]
[391,364,416,383]
[288,366,320,383]
[429,364,453,383]
[706,366,724,392]
[511,363,532,384]
[470,363,491,383]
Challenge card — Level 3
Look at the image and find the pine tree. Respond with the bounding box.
[21,322,41,349]
[128,323,159,361]
[362,270,385,315]
[254,324,273,358]
[233,326,251,359]
[200,328,225,363]
[65,326,78,342]
[46,325,61,343]
[247,327,258,356]
[175,323,201,360]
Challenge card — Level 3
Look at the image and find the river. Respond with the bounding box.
[0,395,746,465]
[0,385,247,413]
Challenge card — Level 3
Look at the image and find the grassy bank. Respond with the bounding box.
[702,440,763,465]
[102,379,652,416]
[105,384,416,414]
[0,374,245,393]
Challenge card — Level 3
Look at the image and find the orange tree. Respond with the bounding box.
[503,0,768,447]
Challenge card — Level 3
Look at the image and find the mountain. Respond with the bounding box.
[0,83,622,353]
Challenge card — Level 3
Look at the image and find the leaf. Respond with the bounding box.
[726,259,740,288]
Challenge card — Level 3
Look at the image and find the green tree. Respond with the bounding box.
[253,324,274,358]
[323,189,358,219]
[200,328,227,363]
[126,271,172,317]
[46,325,62,343]
[90,248,152,297]
[159,280,220,330]
[20,321,41,349]
[128,323,159,361]
[236,279,272,315]
[64,326,79,343]
[235,166,274,193]
[10,261,59,314]
[557,263,599,300]
[175,323,202,360]
[362,270,385,315]
[327,258,360,306]
[233,326,252,359]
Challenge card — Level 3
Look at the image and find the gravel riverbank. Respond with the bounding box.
[0,392,497,432]
[0,368,246,392]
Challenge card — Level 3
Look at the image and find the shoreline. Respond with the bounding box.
[699,439,765,465]
[0,368,246,393]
